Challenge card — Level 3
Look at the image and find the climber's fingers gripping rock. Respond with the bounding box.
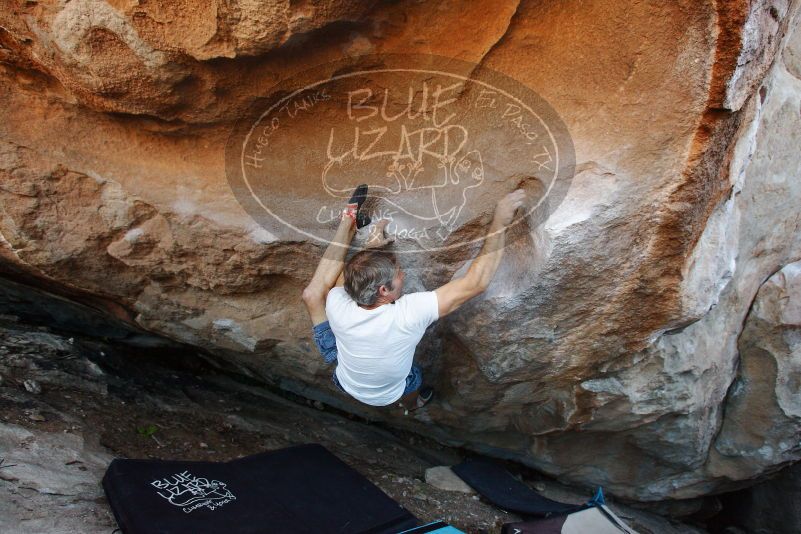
[493,189,527,227]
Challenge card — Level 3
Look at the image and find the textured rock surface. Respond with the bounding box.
[0,423,115,534]
[1,0,801,501]
[714,261,801,481]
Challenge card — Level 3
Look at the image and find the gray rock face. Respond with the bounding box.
[0,424,116,534]
[715,261,801,479]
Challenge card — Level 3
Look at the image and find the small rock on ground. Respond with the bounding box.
[425,466,475,494]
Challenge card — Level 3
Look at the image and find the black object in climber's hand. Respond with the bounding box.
[348,184,371,229]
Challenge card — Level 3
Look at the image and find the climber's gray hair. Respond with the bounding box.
[344,250,399,306]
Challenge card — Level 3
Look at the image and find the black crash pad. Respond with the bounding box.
[451,458,586,518]
[103,443,418,534]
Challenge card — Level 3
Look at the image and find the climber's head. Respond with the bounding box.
[344,250,404,307]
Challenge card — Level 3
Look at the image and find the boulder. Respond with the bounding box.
[1,0,801,501]
[425,466,475,494]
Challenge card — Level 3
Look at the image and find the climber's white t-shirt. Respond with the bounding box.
[325,286,439,406]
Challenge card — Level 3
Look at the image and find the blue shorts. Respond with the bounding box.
[312,320,423,397]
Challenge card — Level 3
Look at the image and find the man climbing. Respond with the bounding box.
[301,185,527,412]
